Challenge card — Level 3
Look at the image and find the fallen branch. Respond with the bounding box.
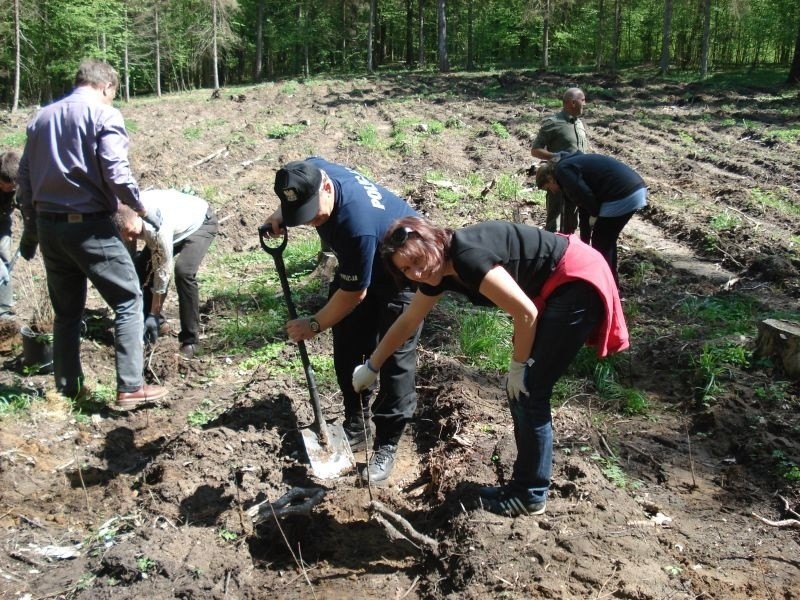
[192,148,226,167]
[368,500,439,555]
[751,513,800,529]
[751,493,800,529]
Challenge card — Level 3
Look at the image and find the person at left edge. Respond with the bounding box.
[16,58,166,409]
[264,157,422,483]
[0,151,21,316]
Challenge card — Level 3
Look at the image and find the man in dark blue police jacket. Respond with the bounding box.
[265,157,422,483]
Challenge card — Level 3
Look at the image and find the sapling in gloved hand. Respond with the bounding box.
[352,360,379,392]
[142,207,163,231]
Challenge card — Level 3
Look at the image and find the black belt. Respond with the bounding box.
[38,211,111,223]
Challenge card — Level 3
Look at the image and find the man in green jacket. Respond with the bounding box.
[531,87,588,235]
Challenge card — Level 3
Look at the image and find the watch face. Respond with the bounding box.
[310,318,320,332]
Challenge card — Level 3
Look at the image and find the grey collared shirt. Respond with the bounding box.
[17,86,143,220]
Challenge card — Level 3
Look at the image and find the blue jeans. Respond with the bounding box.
[38,216,144,394]
[0,216,13,315]
[508,280,604,503]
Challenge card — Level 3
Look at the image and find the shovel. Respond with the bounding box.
[258,224,354,479]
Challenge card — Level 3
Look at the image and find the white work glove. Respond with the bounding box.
[589,216,598,227]
[506,359,532,400]
[0,261,8,286]
[352,360,379,392]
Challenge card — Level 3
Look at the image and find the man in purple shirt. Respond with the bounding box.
[16,58,166,409]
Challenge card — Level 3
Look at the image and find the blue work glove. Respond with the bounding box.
[506,359,532,400]
[19,229,38,260]
[144,314,160,344]
[142,207,163,232]
[0,261,8,286]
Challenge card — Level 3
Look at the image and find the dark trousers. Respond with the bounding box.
[589,211,635,286]
[331,282,422,447]
[136,209,218,345]
[38,217,144,394]
[545,190,579,234]
[509,280,603,503]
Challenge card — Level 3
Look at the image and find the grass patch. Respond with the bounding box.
[0,384,36,417]
[750,188,800,218]
[1,131,27,147]
[709,210,742,231]
[356,124,381,148]
[266,123,306,139]
[280,81,299,95]
[766,126,800,144]
[456,308,512,371]
[187,399,217,427]
[183,126,202,140]
[490,121,510,139]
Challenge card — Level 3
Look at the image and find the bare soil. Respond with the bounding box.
[1,70,799,599]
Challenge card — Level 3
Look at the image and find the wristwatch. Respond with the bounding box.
[309,317,321,333]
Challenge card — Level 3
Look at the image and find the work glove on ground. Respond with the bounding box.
[506,359,531,401]
[144,314,160,344]
[142,207,163,232]
[19,229,38,260]
[352,360,379,392]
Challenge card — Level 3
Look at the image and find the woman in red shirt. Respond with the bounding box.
[352,216,628,517]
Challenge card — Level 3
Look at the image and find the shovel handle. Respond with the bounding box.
[258,223,288,257]
[258,224,332,446]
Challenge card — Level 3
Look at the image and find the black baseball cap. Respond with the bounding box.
[274,161,323,226]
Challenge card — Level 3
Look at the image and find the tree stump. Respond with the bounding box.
[754,319,800,380]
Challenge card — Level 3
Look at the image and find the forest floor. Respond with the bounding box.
[0,69,799,599]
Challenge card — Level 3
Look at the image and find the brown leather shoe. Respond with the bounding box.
[116,384,167,410]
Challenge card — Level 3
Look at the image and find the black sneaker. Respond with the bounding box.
[360,444,397,483]
[344,417,373,451]
[477,485,546,517]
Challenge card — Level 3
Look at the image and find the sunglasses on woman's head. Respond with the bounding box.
[382,226,414,255]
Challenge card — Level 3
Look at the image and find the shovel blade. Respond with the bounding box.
[300,422,355,479]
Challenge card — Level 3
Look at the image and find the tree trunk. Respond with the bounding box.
[155,3,162,98]
[405,0,414,67]
[368,0,376,74]
[659,0,673,74]
[212,0,220,89]
[437,0,448,72]
[466,0,474,70]
[542,0,550,70]
[11,0,20,113]
[255,0,264,82]
[595,0,605,70]
[699,0,712,79]
[418,0,425,66]
[788,24,800,84]
[611,0,621,72]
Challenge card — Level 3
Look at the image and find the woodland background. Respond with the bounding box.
[2,0,800,110]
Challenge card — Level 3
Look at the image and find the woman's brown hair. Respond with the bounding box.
[381,216,452,287]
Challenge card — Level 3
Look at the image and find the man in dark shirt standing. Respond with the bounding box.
[531,87,588,235]
[16,58,166,408]
[265,157,422,483]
